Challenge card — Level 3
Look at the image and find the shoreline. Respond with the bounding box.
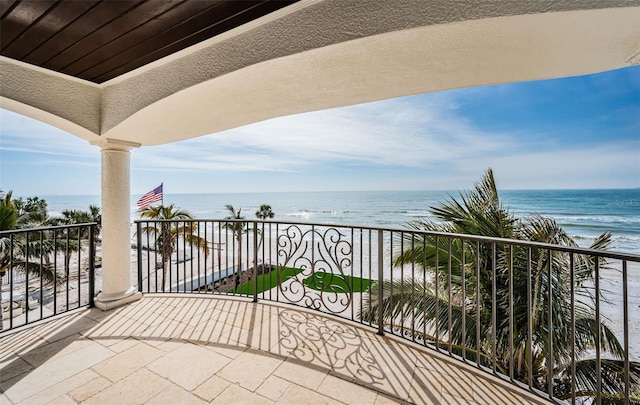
[39,188,640,255]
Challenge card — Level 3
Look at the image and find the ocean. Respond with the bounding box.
[41,189,640,255]
[31,188,640,358]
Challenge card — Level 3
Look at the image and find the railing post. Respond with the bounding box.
[377,229,384,336]
[9,233,14,330]
[136,221,143,292]
[88,224,96,307]
[253,221,258,303]
[623,260,630,404]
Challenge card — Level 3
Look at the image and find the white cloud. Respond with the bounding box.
[132,95,517,174]
[0,109,98,159]
[453,140,640,189]
[2,78,638,194]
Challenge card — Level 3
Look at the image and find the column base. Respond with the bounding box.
[94,286,142,311]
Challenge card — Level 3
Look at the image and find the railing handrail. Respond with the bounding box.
[134,218,640,262]
[0,222,98,235]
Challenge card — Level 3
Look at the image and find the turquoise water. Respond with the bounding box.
[503,189,639,254]
[38,188,640,359]
[40,189,640,254]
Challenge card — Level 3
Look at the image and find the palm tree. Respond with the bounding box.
[359,169,640,403]
[0,191,58,330]
[14,196,49,228]
[51,206,101,273]
[255,204,274,253]
[223,204,247,288]
[0,190,18,231]
[255,204,274,220]
[55,205,102,234]
[139,204,209,292]
[0,191,18,282]
[86,205,102,266]
[87,205,101,231]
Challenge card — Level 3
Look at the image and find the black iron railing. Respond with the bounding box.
[0,223,96,332]
[135,219,640,404]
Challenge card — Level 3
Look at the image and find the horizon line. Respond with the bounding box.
[14,187,640,198]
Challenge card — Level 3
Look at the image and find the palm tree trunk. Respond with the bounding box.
[531,258,544,327]
[162,260,168,292]
[160,224,172,292]
[64,253,71,277]
[0,273,4,331]
[236,237,242,289]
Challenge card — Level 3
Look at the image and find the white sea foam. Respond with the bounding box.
[41,189,640,256]
[554,215,640,224]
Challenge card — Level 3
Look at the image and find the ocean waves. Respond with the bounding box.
[41,189,640,255]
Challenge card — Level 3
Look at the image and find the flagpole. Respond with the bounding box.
[161,182,164,206]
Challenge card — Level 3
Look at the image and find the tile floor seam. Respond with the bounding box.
[89,343,163,384]
[9,367,98,405]
[253,383,287,403]
[256,375,292,402]
[15,352,38,370]
[189,383,223,403]
[70,384,105,405]
[327,367,411,405]
[195,342,239,360]
[316,373,379,404]
[203,370,236,388]
[278,382,349,405]
[136,363,186,397]
[65,374,111,403]
[0,367,32,387]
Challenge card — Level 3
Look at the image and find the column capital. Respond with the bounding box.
[91,137,141,151]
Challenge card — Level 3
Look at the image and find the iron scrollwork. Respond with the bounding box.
[277,225,353,313]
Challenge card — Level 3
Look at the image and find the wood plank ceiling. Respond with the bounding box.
[0,0,298,84]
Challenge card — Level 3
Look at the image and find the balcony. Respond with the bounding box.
[1,294,553,404]
[1,221,639,404]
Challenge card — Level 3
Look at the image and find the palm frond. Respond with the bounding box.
[573,314,625,359]
[7,260,60,285]
[360,279,482,348]
[555,359,640,400]
[428,169,516,239]
[373,169,629,404]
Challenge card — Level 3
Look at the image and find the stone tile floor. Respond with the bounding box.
[0,295,551,404]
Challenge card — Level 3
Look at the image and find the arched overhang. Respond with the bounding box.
[103,6,640,146]
[0,58,101,141]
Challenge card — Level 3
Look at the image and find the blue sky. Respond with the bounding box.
[1,66,639,197]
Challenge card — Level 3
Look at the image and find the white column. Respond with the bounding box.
[92,138,142,310]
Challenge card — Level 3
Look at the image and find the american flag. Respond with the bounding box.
[137,184,163,208]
